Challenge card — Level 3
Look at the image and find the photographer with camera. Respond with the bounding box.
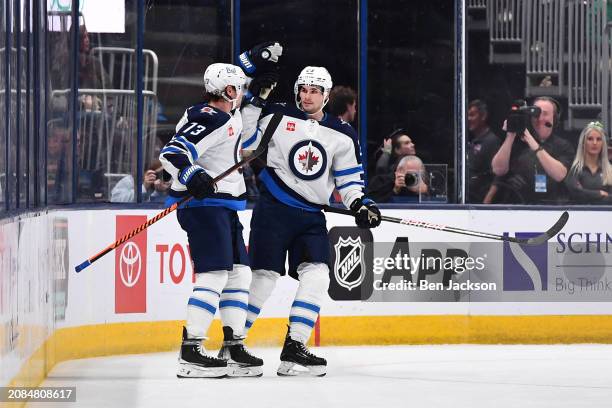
[110,159,171,203]
[375,129,417,176]
[368,155,428,202]
[490,97,574,204]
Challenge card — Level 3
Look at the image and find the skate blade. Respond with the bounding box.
[277,361,326,377]
[177,362,228,378]
[227,363,263,378]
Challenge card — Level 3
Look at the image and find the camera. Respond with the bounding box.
[403,172,420,188]
[507,100,541,134]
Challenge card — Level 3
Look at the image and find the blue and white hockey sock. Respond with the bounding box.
[289,262,330,344]
[186,270,228,339]
[244,269,279,335]
[219,264,251,338]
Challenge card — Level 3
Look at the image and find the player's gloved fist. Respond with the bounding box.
[350,197,382,229]
[179,165,216,200]
[238,41,283,76]
[249,72,280,100]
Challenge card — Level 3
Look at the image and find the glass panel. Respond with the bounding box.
[46,0,74,205]
[75,0,137,202]
[20,0,30,208]
[466,0,612,205]
[368,0,456,202]
[0,0,6,211]
[36,0,45,206]
[240,0,358,203]
[140,0,232,204]
[8,0,18,210]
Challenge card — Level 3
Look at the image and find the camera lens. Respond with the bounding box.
[404,172,419,188]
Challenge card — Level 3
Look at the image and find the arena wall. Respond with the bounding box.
[2,208,612,392]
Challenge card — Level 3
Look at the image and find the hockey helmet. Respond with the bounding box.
[203,63,247,96]
[294,66,333,111]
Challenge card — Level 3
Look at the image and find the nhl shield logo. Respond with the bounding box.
[334,237,366,291]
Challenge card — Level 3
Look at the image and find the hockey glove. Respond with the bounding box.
[350,197,382,229]
[250,71,279,100]
[179,165,216,200]
[238,41,283,76]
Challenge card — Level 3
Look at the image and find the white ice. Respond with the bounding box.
[28,345,612,408]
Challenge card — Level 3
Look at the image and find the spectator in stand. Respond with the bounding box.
[375,129,417,175]
[491,96,574,204]
[327,86,357,124]
[466,99,501,203]
[328,86,358,203]
[368,155,428,203]
[565,121,612,204]
[111,159,171,203]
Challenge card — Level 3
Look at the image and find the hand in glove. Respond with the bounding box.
[249,71,280,100]
[179,165,216,200]
[238,41,283,75]
[350,197,382,229]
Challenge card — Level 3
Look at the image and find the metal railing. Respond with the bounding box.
[91,47,159,94]
[468,0,487,9]
[488,0,525,63]
[524,0,565,96]
[52,88,159,198]
[567,0,607,129]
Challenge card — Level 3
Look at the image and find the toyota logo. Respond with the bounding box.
[119,242,141,288]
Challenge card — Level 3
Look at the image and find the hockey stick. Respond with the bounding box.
[323,205,569,246]
[75,113,283,273]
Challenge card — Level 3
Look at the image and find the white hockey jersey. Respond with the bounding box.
[159,103,246,210]
[242,102,364,211]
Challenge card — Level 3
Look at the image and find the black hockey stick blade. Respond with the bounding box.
[323,205,569,246]
[508,211,569,246]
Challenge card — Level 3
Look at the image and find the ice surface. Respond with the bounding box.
[28,344,612,408]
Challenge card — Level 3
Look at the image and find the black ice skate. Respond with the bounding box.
[217,326,263,377]
[277,327,326,377]
[177,327,227,378]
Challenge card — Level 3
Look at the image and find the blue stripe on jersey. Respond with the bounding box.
[219,300,248,310]
[175,135,198,162]
[242,128,259,149]
[247,304,261,314]
[333,165,363,177]
[336,180,365,190]
[289,315,316,328]
[292,300,321,314]
[193,287,220,297]
[259,169,320,212]
[165,196,247,211]
[188,297,216,314]
[160,146,185,155]
[222,288,249,294]
[245,319,254,329]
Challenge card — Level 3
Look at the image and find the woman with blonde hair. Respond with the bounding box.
[565,121,612,203]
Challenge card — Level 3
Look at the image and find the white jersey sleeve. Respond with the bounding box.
[332,127,365,208]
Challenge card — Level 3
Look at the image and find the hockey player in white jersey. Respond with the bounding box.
[160,62,268,378]
[240,66,382,376]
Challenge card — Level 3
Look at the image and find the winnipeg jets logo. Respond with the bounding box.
[288,140,327,181]
[334,237,366,291]
[298,143,320,172]
[200,106,216,115]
